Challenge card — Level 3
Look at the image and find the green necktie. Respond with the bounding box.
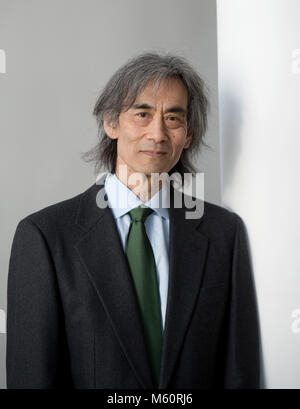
[125,205,163,387]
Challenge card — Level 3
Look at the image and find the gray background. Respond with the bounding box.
[0,0,219,388]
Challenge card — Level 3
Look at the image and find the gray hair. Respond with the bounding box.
[81,51,212,178]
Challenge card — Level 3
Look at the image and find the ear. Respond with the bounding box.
[183,133,192,149]
[103,119,119,140]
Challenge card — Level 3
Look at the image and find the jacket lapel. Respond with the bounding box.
[158,187,208,388]
[74,181,208,389]
[74,182,155,388]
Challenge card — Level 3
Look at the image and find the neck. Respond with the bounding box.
[115,165,168,202]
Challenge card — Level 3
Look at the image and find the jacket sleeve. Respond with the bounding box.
[6,218,73,388]
[222,214,261,389]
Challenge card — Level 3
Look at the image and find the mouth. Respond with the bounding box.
[140,151,167,158]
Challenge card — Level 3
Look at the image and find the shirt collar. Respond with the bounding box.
[101,172,170,220]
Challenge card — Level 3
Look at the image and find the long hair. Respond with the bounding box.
[81,51,212,179]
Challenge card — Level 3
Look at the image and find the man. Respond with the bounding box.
[6,52,260,389]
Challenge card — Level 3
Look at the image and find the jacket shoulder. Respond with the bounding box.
[203,199,240,224]
[180,187,241,225]
[179,186,245,237]
[17,183,96,232]
[201,199,247,244]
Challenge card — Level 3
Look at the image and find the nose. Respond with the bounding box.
[147,114,168,143]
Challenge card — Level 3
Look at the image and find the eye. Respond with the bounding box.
[165,116,183,127]
[164,115,184,129]
[135,112,148,119]
[167,116,179,121]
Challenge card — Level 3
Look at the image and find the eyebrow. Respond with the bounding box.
[132,103,187,116]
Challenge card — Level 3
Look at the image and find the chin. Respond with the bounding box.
[142,167,168,176]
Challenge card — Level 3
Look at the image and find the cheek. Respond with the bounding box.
[118,130,141,160]
[171,129,188,149]
[117,125,139,149]
[124,125,142,145]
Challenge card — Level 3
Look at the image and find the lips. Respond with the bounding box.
[140,151,167,157]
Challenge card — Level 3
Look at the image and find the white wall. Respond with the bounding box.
[217,0,300,389]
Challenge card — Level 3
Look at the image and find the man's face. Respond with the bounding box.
[104,77,192,179]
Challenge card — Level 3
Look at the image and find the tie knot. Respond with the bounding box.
[128,205,154,223]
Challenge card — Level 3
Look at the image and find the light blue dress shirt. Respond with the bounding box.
[103,172,170,332]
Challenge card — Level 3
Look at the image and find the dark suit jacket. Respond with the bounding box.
[6,181,260,389]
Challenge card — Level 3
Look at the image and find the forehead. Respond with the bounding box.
[134,77,188,107]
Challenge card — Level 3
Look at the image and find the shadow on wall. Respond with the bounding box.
[220,89,243,199]
[220,88,266,389]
